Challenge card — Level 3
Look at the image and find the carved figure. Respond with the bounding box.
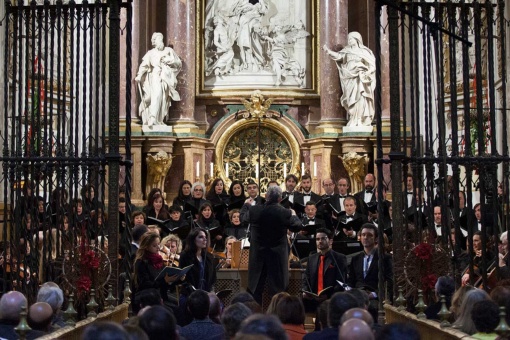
[146,151,173,197]
[135,33,182,127]
[340,151,368,193]
[206,15,235,77]
[261,24,309,87]
[323,32,376,127]
[242,90,273,119]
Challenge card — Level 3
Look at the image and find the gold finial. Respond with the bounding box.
[242,90,275,119]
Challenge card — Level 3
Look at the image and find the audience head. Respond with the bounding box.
[37,282,64,313]
[266,185,283,204]
[221,302,252,339]
[317,300,330,330]
[122,324,149,340]
[346,289,369,309]
[338,318,374,340]
[266,292,290,315]
[243,300,263,314]
[133,288,162,310]
[450,285,475,318]
[471,300,499,334]
[208,292,222,324]
[328,292,359,328]
[340,307,374,327]
[237,314,287,340]
[490,285,510,324]
[453,288,490,334]
[0,291,28,321]
[137,305,177,340]
[28,302,53,332]
[132,224,149,244]
[231,292,255,305]
[188,290,210,320]
[377,322,420,340]
[275,295,305,326]
[81,321,130,340]
[435,275,455,299]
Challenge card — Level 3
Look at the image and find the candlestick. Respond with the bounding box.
[196,161,200,178]
[301,162,305,176]
[210,162,214,177]
[225,162,229,177]
[256,163,259,179]
[313,161,317,177]
[283,163,287,178]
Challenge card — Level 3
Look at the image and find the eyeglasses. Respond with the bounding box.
[194,188,203,192]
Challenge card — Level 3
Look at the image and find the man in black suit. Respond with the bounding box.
[331,178,350,214]
[281,174,303,209]
[334,196,368,241]
[302,228,348,311]
[320,178,337,230]
[300,201,326,236]
[246,181,265,206]
[240,185,302,304]
[295,174,322,207]
[348,223,393,302]
[402,173,415,209]
[353,173,377,217]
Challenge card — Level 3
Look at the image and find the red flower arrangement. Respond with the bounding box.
[413,243,433,261]
[421,274,438,291]
[412,243,437,293]
[75,228,100,296]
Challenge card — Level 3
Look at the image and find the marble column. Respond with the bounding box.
[319,0,348,127]
[166,0,198,131]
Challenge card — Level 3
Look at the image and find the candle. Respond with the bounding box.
[284,163,287,178]
[301,162,305,176]
[210,162,214,177]
[196,161,200,177]
[313,161,317,177]
[256,163,259,179]
[225,162,229,177]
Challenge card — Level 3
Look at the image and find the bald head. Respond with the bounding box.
[340,308,374,327]
[208,292,221,323]
[0,291,27,321]
[339,319,374,340]
[28,302,53,331]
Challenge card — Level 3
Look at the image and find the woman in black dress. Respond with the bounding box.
[179,228,216,292]
[172,180,192,210]
[194,202,223,251]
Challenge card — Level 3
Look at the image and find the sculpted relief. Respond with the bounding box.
[204,0,311,89]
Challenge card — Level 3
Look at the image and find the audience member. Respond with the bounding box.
[243,300,263,314]
[425,275,455,320]
[137,305,178,340]
[303,292,358,340]
[266,292,290,315]
[231,292,255,305]
[237,314,287,340]
[179,290,225,340]
[316,300,329,331]
[36,282,66,329]
[0,291,45,340]
[338,318,374,340]
[221,302,252,340]
[471,300,499,339]
[122,324,149,340]
[346,289,370,309]
[450,285,475,319]
[377,322,421,340]
[275,295,307,340]
[452,289,490,334]
[27,302,53,333]
[81,321,130,340]
[208,292,222,324]
[490,285,510,324]
[340,307,374,327]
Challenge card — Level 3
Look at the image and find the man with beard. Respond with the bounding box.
[281,174,303,209]
[354,173,377,217]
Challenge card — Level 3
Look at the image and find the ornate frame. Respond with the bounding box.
[195,0,320,98]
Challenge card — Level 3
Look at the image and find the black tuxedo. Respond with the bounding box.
[348,249,393,301]
[241,201,302,303]
[402,190,415,209]
[319,194,336,231]
[405,204,430,229]
[281,191,303,209]
[295,191,322,206]
[334,212,368,241]
[354,190,376,216]
[330,193,350,213]
[301,216,326,236]
[303,250,348,297]
[250,196,266,205]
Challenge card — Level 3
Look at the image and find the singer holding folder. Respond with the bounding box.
[240,185,302,304]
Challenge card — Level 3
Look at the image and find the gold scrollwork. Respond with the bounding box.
[339,151,368,194]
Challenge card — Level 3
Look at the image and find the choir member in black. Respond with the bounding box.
[369,184,391,227]
[49,187,70,226]
[246,181,265,205]
[72,198,86,224]
[353,173,377,217]
[133,231,179,314]
[143,188,169,215]
[81,184,99,215]
[195,202,223,251]
[294,175,321,207]
[300,201,326,238]
[461,231,495,286]
[228,180,247,204]
[146,192,171,221]
[131,210,146,228]
[403,173,415,209]
[405,189,430,231]
[335,196,368,240]
[15,180,38,220]
[330,178,352,214]
[320,178,337,230]
[185,182,208,218]
[179,228,216,292]
[225,209,247,240]
[458,191,474,243]
[172,180,192,210]
[206,178,230,226]
[167,205,191,241]
[281,174,303,209]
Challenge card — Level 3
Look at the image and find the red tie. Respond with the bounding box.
[318,255,325,293]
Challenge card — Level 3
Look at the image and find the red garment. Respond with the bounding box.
[318,255,325,293]
[145,252,164,270]
[283,324,307,340]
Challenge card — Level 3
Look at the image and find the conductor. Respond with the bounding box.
[240,185,302,304]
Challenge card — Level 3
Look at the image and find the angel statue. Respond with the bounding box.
[261,22,310,87]
[242,90,273,119]
[323,32,376,127]
[145,151,173,197]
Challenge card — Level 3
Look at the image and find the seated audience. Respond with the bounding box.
[36,281,66,329]
[27,302,53,334]
[425,275,455,320]
[82,321,130,340]
[490,285,510,324]
[236,314,287,340]
[221,302,252,340]
[450,285,475,319]
[0,291,45,340]
[338,319,374,340]
[275,295,307,340]
[138,305,178,340]
[471,300,500,340]
[340,307,374,328]
[179,290,225,340]
[377,322,420,340]
[208,292,222,324]
[452,289,490,334]
[266,292,290,316]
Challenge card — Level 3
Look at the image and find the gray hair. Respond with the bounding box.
[221,302,252,338]
[37,284,64,312]
[266,185,282,204]
[191,182,205,193]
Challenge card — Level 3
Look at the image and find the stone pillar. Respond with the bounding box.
[166,0,198,132]
[318,0,348,133]
[308,140,338,194]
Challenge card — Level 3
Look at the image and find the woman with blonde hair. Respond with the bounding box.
[452,288,490,334]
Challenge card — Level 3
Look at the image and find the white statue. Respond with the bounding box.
[323,32,376,127]
[135,32,182,127]
[206,15,235,76]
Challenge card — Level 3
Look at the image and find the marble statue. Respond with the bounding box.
[206,15,235,76]
[339,151,368,194]
[323,32,376,127]
[135,32,182,127]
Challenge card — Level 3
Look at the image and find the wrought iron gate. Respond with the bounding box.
[0,0,133,312]
[375,0,509,304]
